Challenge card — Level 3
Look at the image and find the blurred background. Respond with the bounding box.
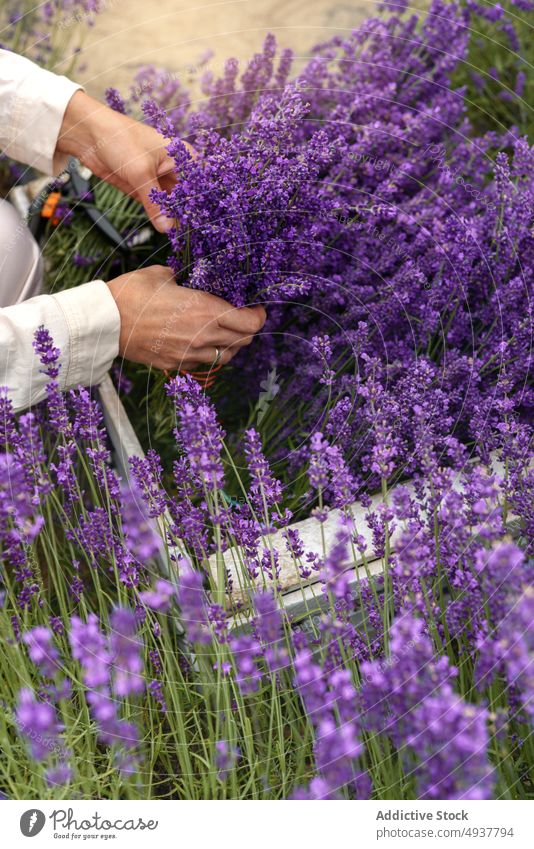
[78,0,426,96]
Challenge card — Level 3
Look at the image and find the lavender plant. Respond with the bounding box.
[454,1,534,139]
[0,322,533,800]
[0,1,102,71]
[98,0,533,521]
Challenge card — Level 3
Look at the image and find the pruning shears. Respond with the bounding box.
[69,162,132,254]
[27,157,150,261]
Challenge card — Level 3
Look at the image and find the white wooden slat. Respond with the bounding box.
[97,375,521,619]
[97,374,145,482]
[208,454,512,613]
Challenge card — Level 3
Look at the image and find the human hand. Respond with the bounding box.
[55,90,189,232]
[106,265,267,372]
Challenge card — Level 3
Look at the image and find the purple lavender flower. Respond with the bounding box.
[243,428,282,518]
[320,518,354,606]
[69,614,110,689]
[139,579,177,612]
[252,589,288,672]
[215,740,240,779]
[110,607,144,697]
[0,452,44,607]
[310,335,334,386]
[16,688,61,761]
[120,481,162,563]
[312,715,363,799]
[293,646,328,723]
[308,433,356,511]
[476,587,534,722]
[359,614,496,798]
[32,326,72,435]
[105,86,127,113]
[148,679,167,713]
[293,638,367,798]
[166,375,225,491]
[69,611,144,765]
[129,450,168,518]
[23,626,60,678]
[45,762,73,786]
[176,562,211,644]
[229,633,263,694]
[407,689,494,800]
[32,326,60,379]
[131,64,190,127]
[208,603,229,643]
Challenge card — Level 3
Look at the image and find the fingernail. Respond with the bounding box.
[154,215,173,232]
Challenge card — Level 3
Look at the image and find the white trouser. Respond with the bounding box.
[0,198,43,307]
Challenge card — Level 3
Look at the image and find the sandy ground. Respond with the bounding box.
[77,0,380,97]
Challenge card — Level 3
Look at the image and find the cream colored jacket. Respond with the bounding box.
[0,49,120,412]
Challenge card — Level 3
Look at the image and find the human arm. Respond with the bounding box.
[0,52,265,411]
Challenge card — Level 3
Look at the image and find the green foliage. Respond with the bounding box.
[453,2,534,139]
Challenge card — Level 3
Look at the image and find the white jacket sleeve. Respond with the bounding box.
[0,49,122,411]
[1,282,121,412]
[0,48,83,175]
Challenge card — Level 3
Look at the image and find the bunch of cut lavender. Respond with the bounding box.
[135,3,468,309]
[147,82,337,306]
